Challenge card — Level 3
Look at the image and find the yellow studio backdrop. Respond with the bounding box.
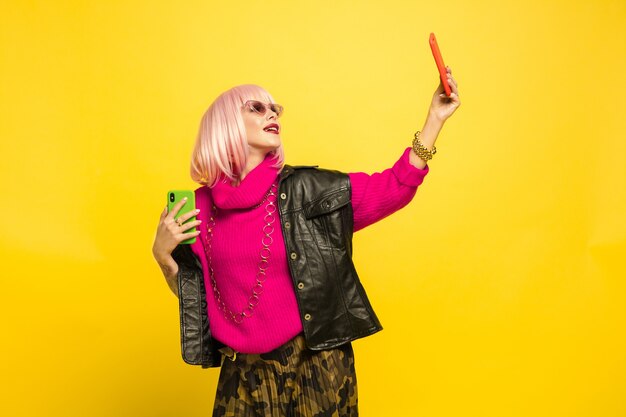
[1,0,624,416]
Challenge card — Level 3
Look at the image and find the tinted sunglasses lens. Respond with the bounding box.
[270,104,283,117]
[250,101,266,114]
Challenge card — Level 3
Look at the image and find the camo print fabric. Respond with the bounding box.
[212,333,358,417]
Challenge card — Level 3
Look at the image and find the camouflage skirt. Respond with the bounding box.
[212,333,358,417]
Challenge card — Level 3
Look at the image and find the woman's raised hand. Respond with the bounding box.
[429,66,461,123]
[152,198,201,265]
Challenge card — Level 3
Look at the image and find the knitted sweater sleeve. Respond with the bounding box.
[348,147,430,232]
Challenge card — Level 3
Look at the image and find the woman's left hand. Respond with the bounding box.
[428,66,461,123]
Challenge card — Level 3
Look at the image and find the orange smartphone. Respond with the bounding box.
[429,32,451,97]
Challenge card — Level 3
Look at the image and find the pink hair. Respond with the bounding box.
[190,84,285,188]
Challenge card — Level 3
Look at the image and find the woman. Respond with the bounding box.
[152,67,460,416]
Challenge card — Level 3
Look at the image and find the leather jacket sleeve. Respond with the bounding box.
[171,244,223,368]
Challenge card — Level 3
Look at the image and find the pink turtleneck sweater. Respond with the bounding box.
[190,147,429,353]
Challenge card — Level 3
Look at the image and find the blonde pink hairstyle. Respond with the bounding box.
[190,84,285,188]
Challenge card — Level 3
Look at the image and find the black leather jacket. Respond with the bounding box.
[171,163,383,368]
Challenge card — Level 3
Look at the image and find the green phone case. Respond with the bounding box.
[167,190,197,244]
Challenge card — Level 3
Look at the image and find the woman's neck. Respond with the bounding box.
[231,150,270,187]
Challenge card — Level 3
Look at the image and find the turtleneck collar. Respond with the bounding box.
[210,153,281,210]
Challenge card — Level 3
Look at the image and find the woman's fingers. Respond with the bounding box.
[165,208,201,233]
[176,229,201,241]
[179,219,202,232]
[165,198,190,221]
[154,200,201,257]
[449,76,459,95]
[178,208,201,223]
[446,73,457,87]
[445,70,459,96]
[167,215,201,237]
[445,66,457,88]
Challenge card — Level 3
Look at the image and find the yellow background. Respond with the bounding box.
[1,0,625,416]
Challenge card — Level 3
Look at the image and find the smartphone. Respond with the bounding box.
[167,190,197,244]
[429,32,452,97]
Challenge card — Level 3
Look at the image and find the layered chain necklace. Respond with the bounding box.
[202,181,278,324]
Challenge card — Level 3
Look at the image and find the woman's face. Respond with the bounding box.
[241,100,282,155]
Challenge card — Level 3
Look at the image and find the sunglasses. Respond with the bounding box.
[243,100,284,118]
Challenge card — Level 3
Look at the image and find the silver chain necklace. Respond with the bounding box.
[202,181,278,324]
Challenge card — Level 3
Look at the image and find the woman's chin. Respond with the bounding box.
[263,136,282,149]
[249,138,281,154]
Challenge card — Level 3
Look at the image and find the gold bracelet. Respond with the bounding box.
[411,130,437,161]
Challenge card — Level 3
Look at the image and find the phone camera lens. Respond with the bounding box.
[169,193,175,202]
